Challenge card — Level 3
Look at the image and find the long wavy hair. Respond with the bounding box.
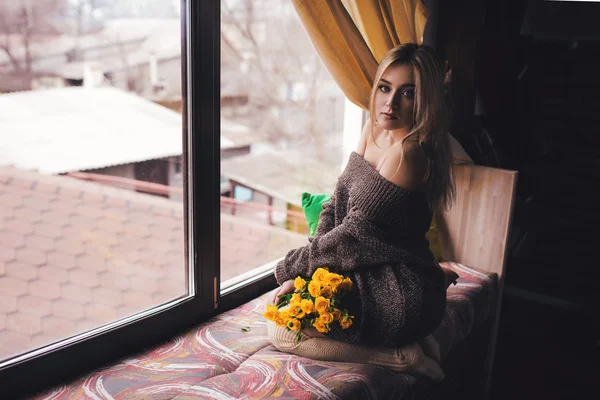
[368,43,455,215]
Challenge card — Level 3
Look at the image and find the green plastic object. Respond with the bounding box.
[301,192,331,237]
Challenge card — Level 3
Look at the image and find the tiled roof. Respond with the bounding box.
[0,166,306,361]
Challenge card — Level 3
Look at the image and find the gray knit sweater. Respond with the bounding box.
[275,151,446,348]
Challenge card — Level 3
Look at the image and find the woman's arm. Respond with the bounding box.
[312,193,336,238]
[313,119,370,238]
[274,208,427,283]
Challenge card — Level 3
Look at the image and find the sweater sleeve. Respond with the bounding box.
[313,193,336,238]
[274,208,425,284]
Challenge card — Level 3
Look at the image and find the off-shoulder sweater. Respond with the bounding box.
[275,152,446,348]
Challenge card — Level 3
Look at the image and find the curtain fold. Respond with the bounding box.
[292,0,428,109]
[291,0,378,109]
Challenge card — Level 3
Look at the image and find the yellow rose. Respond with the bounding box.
[331,308,342,321]
[319,312,334,324]
[300,299,315,314]
[287,319,301,331]
[314,296,330,313]
[340,315,354,329]
[340,277,353,292]
[325,272,343,287]
[290,293,302,305]
[289,305,306,319]
[308,280,321,298]
[311,267,329,283]
[313,320,329,334]
[320,285,333,299]
[294,276,307,291]
[275,314,287,327]
[263,304,279,321]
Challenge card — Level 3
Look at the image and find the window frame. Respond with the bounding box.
[0,1,221,397]
[1,1,280,395]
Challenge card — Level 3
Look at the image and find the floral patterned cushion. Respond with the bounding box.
[32,262,496,400]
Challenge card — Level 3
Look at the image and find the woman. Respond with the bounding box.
[268,43,455,381]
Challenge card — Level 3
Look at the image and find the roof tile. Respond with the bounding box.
[81,191,106,204]
[35,182,59,194]
[98,271,131,291]
[0,204,16,219]
[122,290,152,309]
[51,298,85,320]
[57,187,83,200]
[8,176,36,190]
[0,292,17,313]
[0,231,26,248]
[46,251,76,270]
[5,219,34,235]
[41,316,77,337]
[85,303,117,323]
[0,331,30,359]
[24,234,55,252]
[60,283,92,303]
[48,200,79,217]
[75,204,105,219]
[37,265,69,284]
[15,247,47,266]
[7,312,41,336]
[22,196,53,213]
[68,269,100,288]
[33,222,64,239]
[29,280,61,300]
[18,295,52,317]
[0,192,27,208]
[0,276,28,297]
[54,238,86,256]
[5,261,38,281]
[92,286,123,308]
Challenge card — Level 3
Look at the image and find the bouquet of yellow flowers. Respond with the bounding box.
[264,267,355,342]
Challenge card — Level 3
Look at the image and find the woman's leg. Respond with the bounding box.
[267,321,444,381]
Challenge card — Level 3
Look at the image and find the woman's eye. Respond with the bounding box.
[403,89,415,98]
[378,85,390,93]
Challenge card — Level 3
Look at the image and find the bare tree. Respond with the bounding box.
[221,0,334,160]
[0,0,65,89]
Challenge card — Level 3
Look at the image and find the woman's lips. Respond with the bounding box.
[381,112,398,120]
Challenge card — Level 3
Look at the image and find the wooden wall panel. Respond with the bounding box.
[439,164,518,280]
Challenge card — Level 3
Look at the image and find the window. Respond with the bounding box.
[219,0,347,290]
[0,1,220,396]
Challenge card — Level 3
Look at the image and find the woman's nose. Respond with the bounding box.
[385,100,399,109]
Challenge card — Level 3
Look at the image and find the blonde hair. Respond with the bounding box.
[368,43,455,215]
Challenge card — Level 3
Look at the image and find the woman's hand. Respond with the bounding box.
[269,279,295,305]
[269,279,327,338]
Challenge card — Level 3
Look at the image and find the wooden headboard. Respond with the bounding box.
[437,163,517,400]
[438,164,518,280]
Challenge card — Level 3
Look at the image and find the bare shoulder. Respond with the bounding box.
[355,118,371,156]
[378,139,428,191]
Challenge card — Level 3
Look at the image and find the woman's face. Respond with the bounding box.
[374,63,416,131]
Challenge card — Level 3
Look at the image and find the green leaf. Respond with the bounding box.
[241,326,251,332]
[277,299,289,309]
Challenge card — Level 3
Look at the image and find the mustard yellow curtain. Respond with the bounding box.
[291,0,428,109]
